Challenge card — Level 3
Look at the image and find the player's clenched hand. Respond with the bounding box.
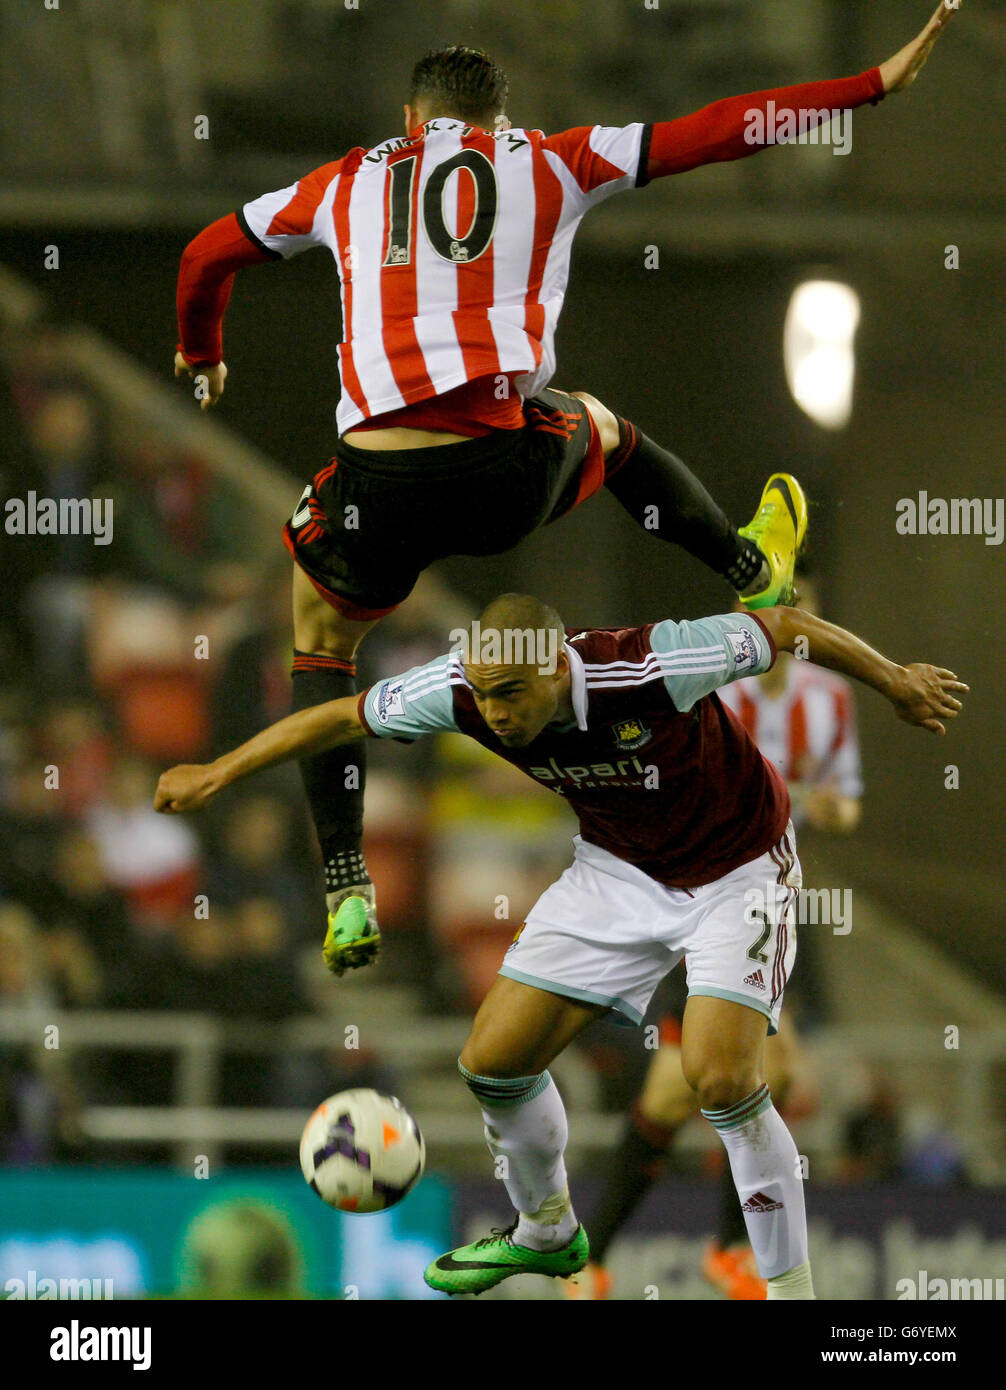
[888,664,968,735]
[879,1,958,95]
[174,351,227,410]
[154,763,224,813]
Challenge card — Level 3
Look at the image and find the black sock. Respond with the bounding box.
[291,651,369,896]
[588,1103,677,1265]
[718,1151,749,1249]
[605,420,763,589]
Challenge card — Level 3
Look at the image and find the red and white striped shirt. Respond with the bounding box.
[176,69,884,435]
[718,660,863,828]
[239,120,648,432]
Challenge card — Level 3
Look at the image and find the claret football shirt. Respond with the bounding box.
[358,612,791,889]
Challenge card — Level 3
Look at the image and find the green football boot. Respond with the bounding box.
[424,1221,589,1296]
[322,887,380,976]
[737,473,808,610]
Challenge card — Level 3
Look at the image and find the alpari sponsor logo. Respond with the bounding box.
[529,755,648,789]
[743,968,766,991]
[896,1270,1005,1301]
[50,1320,150,1370]
[4,1270,113,1300]
[742,1191,783,1214]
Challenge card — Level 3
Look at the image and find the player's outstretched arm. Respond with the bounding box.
[154,695,365,813]
[174,212,274,410]
[757,608,968,736]
[642,2,957,181]
[879,1,959,95]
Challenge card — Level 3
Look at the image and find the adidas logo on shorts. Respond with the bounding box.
[742,968,766,990]
[742,1190,783,1214]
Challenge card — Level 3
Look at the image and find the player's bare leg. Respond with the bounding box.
[682,994,814,1299]
[576,1016,801,1296]
[425,975,606,1295]
[291,563,383,973]
[700,1022,801,1299]
[571,391,806,608]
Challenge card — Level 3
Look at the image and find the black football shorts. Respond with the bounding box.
[282,388,609,619]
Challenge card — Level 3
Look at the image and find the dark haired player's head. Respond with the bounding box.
[405,46,511,134]
[461,593,570,748]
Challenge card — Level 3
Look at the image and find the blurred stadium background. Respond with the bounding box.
[1,0,1004,1300]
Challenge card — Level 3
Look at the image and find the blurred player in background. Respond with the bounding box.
[172,6,955,976]
[574,568,863,1300]
[155,591,966,1299]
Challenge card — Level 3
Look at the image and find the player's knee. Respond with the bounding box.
[688,1066,764,1114]
[459,1037,507,1080]
[458,1040,532,1082]
[571,391,620,456]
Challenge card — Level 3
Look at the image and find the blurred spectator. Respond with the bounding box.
[48,830,136,985]
[902,1106,970,1186]
[37,700,115,816]
[210,570,293,755]
[0,903,87,1162]
[205,795,313,944]
[85,757,201,929]
[227,897,307,1023]
[839,1072,903,1183]
[0,902,54,1012]
[0,759,70,914]
[14,383,113,690]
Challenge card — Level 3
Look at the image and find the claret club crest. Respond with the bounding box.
[611,718,652,751]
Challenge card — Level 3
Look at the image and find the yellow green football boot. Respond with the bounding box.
[424,1221,590,1296]
[737,473,808,610]
[322,888,380,976]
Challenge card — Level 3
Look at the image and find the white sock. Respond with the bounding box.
[460,1066,577,1251]
[767,1260,816,1300]
[701,1083,811,1284]
[514,1187,576,1252]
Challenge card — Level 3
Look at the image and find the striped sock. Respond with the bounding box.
[702,1084,811,1286]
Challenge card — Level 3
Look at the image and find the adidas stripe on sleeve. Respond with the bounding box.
[649,612,775,713]
[359,653,463,742]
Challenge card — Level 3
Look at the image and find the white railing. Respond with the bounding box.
[2,1008,1004,1179]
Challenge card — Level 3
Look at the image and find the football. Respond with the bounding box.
[299,1088,426,1213]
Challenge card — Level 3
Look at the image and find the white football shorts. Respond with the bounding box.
[498,826,801,1034]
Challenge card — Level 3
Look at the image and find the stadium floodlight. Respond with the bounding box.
[784,279,860,430]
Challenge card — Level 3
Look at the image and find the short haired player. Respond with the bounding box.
[172,6,957,977]
[155,591,966,1298]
